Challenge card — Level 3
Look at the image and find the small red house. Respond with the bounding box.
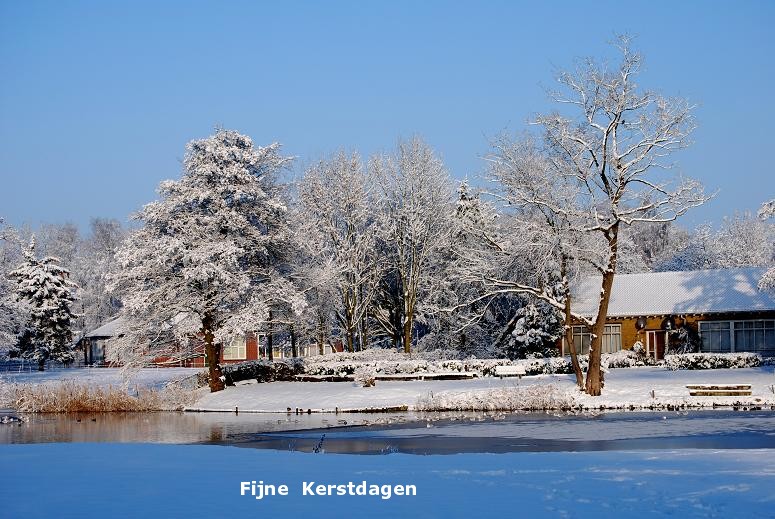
[81,316,339,367]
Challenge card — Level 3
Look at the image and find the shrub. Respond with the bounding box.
[604,349,656,369]
[222,359,304,385]
[663,352,763,370]
[415,384,575,411]
[353,366,376,387]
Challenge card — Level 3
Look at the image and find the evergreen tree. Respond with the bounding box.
[8,237,78,370]
[109,129,300,392]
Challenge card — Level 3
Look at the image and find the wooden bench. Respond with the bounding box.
[686,384,752,397]
[375,372,477,381]
[495,365,527,379]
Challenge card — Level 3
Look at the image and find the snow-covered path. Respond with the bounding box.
[189,366,775,412]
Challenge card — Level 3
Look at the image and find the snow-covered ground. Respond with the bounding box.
[190,366,775,412]
[1,443,773,518]
[0,367,201,389]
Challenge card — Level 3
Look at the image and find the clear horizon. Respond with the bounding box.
[1,0,773,230]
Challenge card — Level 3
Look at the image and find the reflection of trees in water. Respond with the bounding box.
[0,411,401,444]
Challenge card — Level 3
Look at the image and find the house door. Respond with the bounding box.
[646,330,666,361]
[90,340,105,365]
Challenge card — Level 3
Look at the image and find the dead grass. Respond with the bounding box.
[0,380,196,413]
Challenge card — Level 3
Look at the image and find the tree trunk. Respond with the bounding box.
[361,311,370,351]
[203,314,225,393]
[317,315,325,355]
[561,258,584,389]
[585,225,619,396]
[402,316,413,354]
[290,324,297,358]
[267,310,274,361]
[346,328,354,353]
[37,358,45,371]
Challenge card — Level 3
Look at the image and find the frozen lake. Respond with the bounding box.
[3,409,775,454]
[1,442,774,518]
[3,410,775,517]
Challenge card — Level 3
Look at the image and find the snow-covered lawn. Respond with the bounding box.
[1,443,774,518]
[190,366,775,412]
[0,367,201,389]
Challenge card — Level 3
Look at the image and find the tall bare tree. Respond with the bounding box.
[298,152,381,352]
[370,137,454,353]
[480,37,709,394]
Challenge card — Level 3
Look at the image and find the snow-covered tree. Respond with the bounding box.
[655,212,774,273]
[297,151,381,352]
[484,37,709,395]
[483,135,598,386]
[8,236,78,370]
[535,37,709,395]
[75,218,126,331]
[758,199,775,292]
[35,222,81,266]
[0,219,25,356]
[653,223,717,272]
[370,137,455,353]
[108,129,300,392]
[419,179,511,359]
[502,302,563,359]
[713,212,774,269]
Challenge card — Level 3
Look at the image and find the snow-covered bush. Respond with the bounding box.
[415,384,575,411]
[663,352,763,370]
[603,349,656,369]
[222,359,304,385]
[353,366,376,387]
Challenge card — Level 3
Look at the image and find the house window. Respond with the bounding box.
[698,321,732,353]
[223,336,247,360]
[568,324,622,355]
[734,320,775,356]
[700,320,774,356]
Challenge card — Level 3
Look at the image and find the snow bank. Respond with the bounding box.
[190,366,775,413]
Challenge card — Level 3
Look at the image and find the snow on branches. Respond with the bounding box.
[108,129,300,391]
[7,236,78,370]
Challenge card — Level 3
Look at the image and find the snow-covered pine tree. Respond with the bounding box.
[108,129,300,392]
[7,236,78,370]
[502,302,563,359]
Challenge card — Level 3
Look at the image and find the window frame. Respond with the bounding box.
[699,319,775,356]
[222,336,247,360]
[567,324,622,355]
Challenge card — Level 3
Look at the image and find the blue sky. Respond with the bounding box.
[1,0,773,229]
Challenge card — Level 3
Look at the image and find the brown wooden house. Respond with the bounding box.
[567,267,775,360]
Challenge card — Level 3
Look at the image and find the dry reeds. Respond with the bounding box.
[0,380,195,413]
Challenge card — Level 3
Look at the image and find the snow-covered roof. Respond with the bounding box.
[84,317,125,338]
[573,267,775,318]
